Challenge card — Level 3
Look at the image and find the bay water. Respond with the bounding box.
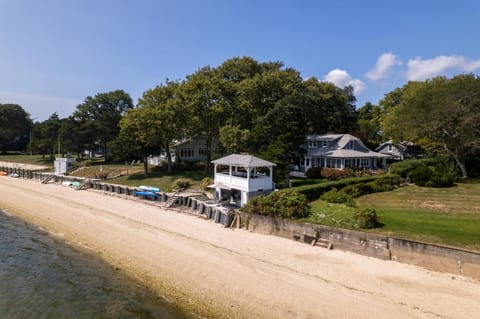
[0,209,192,319]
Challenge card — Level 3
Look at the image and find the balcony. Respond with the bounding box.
[215,172,273,192]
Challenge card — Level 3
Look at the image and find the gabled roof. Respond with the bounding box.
[305,134,390,158]
[212,154,276,167]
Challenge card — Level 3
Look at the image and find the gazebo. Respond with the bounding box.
[211,154,276,207]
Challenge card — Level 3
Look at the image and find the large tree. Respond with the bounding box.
[138,81,188,172]
[28,113,61,159]
[381,74,480,178]
[0,103,32,153]
[73,90,133,160]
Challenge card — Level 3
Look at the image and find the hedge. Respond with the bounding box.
[284,174,401,201]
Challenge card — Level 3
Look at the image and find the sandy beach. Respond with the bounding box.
[1,177,479,318]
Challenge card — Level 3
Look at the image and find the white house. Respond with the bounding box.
[211,154,276,207]
[375,140,422,161]
[299,134,390,171]
[148,137,218,165]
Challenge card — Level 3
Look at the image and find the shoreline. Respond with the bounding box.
[1,177,480,318]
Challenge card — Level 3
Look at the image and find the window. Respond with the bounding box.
[322,141,328,147]
[348,141,355,149]
[179,148,194,158]
[361,158,370,167]
[388,144,393,152]
[198,148,207,156]
[307,141,318,148]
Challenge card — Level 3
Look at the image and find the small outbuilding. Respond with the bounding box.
[211,154,276,207]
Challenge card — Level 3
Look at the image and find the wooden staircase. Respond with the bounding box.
[164,188,183,208]
[41,174,55,184]
[75,179,91,190]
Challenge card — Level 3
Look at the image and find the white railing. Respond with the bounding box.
[215,173,273,191]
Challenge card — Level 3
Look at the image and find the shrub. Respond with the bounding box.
[426,170,455,187]
[172,178,191,189]
[241,190,310,219]
[408,165,433,186]
[320,168,353,180]
[200,177,213,191]
[288,174,399,201]
[320,188,355,206]
[305,167,322,179]
[354,208,380,229]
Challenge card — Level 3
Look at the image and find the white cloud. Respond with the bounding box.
[0,91,81,121]
[323,69,366,94]
[407,55,480,81]
[365,53,401,81]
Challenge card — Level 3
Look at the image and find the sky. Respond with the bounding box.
[1,0,479,121]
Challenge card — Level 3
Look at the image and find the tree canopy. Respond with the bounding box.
[0,104,32,153]
[381,74,480,178]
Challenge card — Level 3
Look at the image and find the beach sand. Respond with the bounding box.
[1,177,479,318]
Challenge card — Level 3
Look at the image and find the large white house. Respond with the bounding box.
[148,137,218,165]
[299,134,390,171]
[211,154,276,207]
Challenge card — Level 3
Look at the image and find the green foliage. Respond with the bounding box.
[354,208,380,229]
[409,165,433,186]
[320,188,355,206]
[241,190,310,219]
[288,174,399,201]
[0,104,32,153]
[172,178,191,190]
[381,74,480,178]
[342,175,401,197]
[200,177,213,191]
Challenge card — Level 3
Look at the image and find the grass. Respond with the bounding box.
[107,166,211,192]
[307,182,480,250]
[0,153,54,167]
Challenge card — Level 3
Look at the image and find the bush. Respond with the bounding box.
[200,177,213,191]
[354,208,380,229]
[305,167,322,179]
[320,188,355,206]
[408,165,432,186]
[172,178,191,190]
[241,190,310,219]
[288,174,399,201]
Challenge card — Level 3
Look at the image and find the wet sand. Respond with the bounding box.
[1,177,479,318]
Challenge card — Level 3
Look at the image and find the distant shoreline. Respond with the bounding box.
[1,177,479,318]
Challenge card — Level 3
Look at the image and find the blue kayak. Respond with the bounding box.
[138,186,160,193]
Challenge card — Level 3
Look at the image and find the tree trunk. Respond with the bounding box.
[166,144,173,173]
[143,154,149,176]
[453,154,468,178]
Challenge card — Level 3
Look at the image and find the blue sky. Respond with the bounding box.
[1,0,479,121]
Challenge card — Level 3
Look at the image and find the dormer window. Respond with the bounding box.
[322,141,328,148]
[308,141,318,148]
[349,141,355,149]
[388,144,393,152]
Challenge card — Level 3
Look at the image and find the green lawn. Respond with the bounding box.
[308,182,480,250]
[107,167,211,192]
[0,154,54,167]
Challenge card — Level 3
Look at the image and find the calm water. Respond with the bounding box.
[0,209,191,319]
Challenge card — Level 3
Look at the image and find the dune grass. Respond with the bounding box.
[308,182,480,250]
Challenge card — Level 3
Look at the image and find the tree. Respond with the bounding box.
[120,107,165,175]
[28,113,61,159]
[136,80,189,172]
[0,104,32,153]
[381,74,480,178]
[73,90,133,160]
[356,102,383,148]
[182,67,227,173]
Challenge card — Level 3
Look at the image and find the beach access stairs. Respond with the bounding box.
[41,174,55,184]
[165,188,184,208]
